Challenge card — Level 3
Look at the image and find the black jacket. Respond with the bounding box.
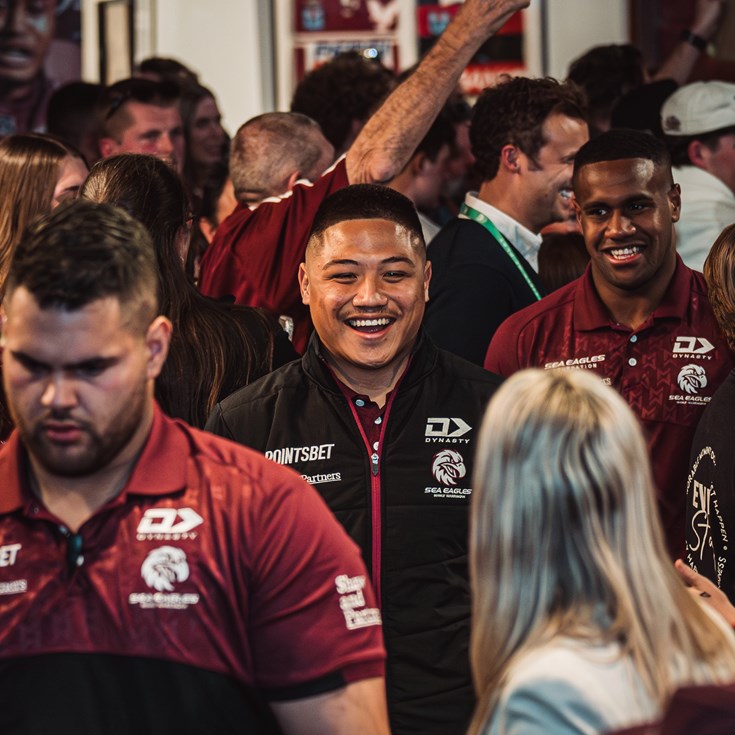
[206,333,502,735]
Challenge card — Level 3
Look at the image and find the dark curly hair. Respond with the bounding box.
[470,77,587,182]
[291,51,395,154]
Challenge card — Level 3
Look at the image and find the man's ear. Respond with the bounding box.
[98,137,118,159]
[145,316,173,380]
[298,263,310,305]
[499,145,521,173]
[669,182,682,223]
[687,139,709,170]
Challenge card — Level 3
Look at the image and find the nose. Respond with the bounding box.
[606,209,635,238]
[41,373,78,410]
[353,275,388,307]
[157,132,175,157]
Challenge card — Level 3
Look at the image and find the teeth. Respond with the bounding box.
[348,318,391,328]
[608,246,642,260]
[560,188,572,200]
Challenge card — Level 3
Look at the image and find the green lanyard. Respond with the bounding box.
[460,202,543,301]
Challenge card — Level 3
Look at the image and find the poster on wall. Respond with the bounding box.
[293,0,401,80]
[0,0,82,137]
[417,1,525,96]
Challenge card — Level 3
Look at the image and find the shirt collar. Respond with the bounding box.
[0,404,188,515]
[462,192,543,272]
[574,255,692,331]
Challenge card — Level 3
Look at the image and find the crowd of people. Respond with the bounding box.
[2,0,735,733]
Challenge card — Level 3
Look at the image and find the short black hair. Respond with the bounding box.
[98,78,180,141]
[665,126,735,167]
[471,76,587,181]
[415,107,455,163]
[6,200,158,329]
[573,129,671,186]
[307,184,425,256]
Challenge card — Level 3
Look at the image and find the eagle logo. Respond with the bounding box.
[677,364,707,395]
[432,450,466,486]
[141,546,190,592]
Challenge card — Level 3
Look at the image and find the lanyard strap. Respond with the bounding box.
[460,203,542,301]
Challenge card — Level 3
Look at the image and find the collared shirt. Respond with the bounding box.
[485,257,735,557]
[460,192,543,272]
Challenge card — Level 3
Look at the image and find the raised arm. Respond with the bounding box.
[272,678,390,735]
[346,0,530,184]
[654,0,725,85]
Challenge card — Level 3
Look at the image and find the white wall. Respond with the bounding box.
[81,0,272,135]
[544,0,629,79]
[81,0,630,133]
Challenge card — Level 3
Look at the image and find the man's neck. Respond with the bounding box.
[27,410,154,533]
[325,351,412,409]
[477,178,539,234]
[591,259,677,331]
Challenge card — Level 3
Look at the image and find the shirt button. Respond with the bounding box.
[373,441,379,450]
[374,416,382,425]
[628,357,637,367]
[629,334,638,343]
[355,399,365,407]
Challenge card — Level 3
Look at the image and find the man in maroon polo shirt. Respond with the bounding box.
[198,0,530,353]
[0,200,388,735]
[485,129,734,557]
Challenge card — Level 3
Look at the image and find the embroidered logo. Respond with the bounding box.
[136,508,203,540]
[129,547,200,610]
[677,364,707,395]
[432,449,466,486]
[425,417,471,439]
[673,336,715,359]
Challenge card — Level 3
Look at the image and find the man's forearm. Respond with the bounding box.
[346,0,529,184]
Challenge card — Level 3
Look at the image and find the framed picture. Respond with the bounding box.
[99,0,135,84]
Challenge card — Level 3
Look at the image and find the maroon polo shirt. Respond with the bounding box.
[199,159,350,354]
[485,257,734,557]
[0,405,384,733]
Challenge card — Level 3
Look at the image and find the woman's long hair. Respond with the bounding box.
[469,368,735,735]
[704,223,735,350]
[81,154,277,427]
[0,133,81,299]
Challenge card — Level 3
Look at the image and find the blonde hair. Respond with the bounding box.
[469,368,735,735]
[0,134,82,299]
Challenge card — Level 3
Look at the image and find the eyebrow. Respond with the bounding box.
[10,351,120,372]
[322,256,416,269]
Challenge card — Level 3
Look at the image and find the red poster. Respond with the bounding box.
[296,0,400,33]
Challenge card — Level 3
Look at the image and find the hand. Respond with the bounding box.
[675,558,735,627]
[455,0,531,39]
[690,0,726,41]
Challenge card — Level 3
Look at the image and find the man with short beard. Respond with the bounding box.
[0,200,389,735]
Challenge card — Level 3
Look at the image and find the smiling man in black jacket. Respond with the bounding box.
[206,184,501,735]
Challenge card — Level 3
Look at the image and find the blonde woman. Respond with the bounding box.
[469,368,735,735]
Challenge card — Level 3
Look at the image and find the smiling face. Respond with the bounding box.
[2,289,170,479]
[517,113,589,232]
[574,157,681,297]
[299,218,430,384]
[0,0,55,86]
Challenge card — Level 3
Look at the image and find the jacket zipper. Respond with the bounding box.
[345,389,400,609]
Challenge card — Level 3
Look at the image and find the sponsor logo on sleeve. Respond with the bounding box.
[669,364,711,406]
[129,546,200,610]
[335,574,381,630]
[0,543,26,596]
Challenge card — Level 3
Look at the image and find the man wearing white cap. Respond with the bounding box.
[662,80,735,271]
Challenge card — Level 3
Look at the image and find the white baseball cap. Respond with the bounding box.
[661,81,735,136]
